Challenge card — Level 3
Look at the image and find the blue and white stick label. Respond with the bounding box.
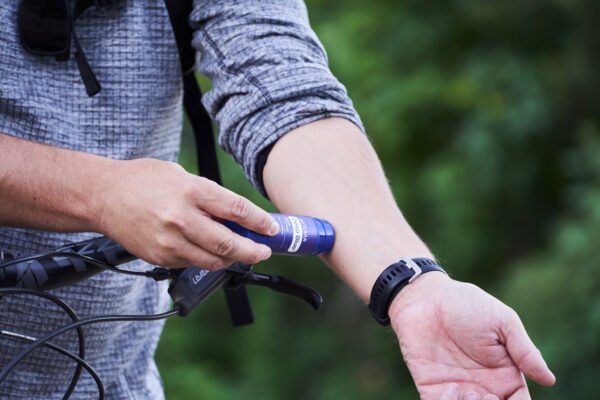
[287,216,304,253]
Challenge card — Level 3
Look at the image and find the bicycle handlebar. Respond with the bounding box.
[0,235,323,318]
[0,236,134,291]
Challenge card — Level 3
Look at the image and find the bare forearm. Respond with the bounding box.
[0,133,111,232]
[0,132,275,268]
[264,118,557,399]
[263,118,433,301]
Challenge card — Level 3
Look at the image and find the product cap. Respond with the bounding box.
[314,218,335,255]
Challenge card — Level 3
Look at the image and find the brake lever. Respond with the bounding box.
[227,271,322,310]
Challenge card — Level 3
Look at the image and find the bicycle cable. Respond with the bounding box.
[0,288,87,399]
[0,251,174,280]
[1,331,104,399]
[0,307,180,399]
[0,232,323,399]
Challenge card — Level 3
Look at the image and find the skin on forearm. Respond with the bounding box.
[0,132,275,268]
[265,118,557,398]
[263,118,434,301]
[0,133,111,232]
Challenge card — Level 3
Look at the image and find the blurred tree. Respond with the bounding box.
[157,1,600,399]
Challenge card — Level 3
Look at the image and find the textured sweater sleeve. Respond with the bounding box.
[190,0,364,195]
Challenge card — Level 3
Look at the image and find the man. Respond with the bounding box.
[0,0,555,399]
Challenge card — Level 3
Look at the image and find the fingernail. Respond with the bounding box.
[268,221,280,235]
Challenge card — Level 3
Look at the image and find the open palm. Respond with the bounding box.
[389,274,555,400]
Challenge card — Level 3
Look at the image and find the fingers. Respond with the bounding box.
[195,178,279,236]
[439,384,460,400]
[157,238,233,270]
[482,396,499,400]
[506,386,531,400]
[104,160,277,270]
[182,212,272,267]
[438,386,499,400]
[469,394,499,400]
[502,310,556,386]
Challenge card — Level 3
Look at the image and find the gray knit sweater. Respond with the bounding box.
[0,0,361,398]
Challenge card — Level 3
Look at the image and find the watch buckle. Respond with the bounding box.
[400,258,423,283]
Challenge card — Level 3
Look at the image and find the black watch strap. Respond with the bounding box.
[368,258,446,326]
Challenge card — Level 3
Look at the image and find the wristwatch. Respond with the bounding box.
[368,258,446,326]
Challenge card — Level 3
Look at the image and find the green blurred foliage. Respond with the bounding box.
[157,1,600,398]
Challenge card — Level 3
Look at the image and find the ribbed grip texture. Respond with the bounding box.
[0,236,134,290]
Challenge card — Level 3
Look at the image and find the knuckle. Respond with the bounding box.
[197,176,211,186]
[245,246,269,265]
[194,177,219,203]
[166,161,185,173]
[157,209,186,230]
[171,213,189,231]
[230,196,251,220]
[257,214,271,231]
[198,177,218,193]
[156,235,179,255]
[247,250,264,265]
[215,237,236,257]
[207,258,228,271]
[181,181,198,199]
[506,307,521,323]
[157,208,175,224]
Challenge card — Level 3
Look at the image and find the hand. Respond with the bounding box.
[92,158,278,269]
[388,273,555,400]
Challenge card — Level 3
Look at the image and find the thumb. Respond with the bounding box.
[502,310,556,386]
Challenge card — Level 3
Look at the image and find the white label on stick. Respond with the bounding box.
[287,216,304,253]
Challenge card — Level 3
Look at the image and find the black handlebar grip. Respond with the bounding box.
[0,236,136,291]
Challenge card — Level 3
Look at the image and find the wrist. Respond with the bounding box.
[368,258,447,326]
[87,157,124,234]
[387,271,450,328]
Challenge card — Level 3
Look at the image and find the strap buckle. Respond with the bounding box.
[399,258,423,283]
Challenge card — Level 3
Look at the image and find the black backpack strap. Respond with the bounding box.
[164,0,254,327]
[163,0,220,184]
[71,0,102,96]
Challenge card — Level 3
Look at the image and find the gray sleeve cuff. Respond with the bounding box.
[244,96,364,197]
[190,0,364,196]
